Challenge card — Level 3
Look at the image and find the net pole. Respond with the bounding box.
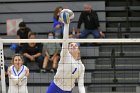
[0,42,6,93]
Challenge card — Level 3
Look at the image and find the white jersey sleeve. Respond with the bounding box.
[59,24,69,63]
[78,67,86,93]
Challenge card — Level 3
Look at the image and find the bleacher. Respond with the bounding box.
[0,0,140,93]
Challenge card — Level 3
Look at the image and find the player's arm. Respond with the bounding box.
[19,66,29,82]
[8,66,28,85]
[8,68,19,85]
[18,67,29,86]
[10,75,20,85]
[60,26,69,63]
[18,76,27,86]
[78,67,86,93]
[59,9,74,63]
[59,9,71,63]
[25,67,29,77]
[61,23,69,58]
[18,75,28,86]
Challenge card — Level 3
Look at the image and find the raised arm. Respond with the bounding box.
[59,9,74,63]
[60,24,69,59]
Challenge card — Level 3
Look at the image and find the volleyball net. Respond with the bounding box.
[1,38,140,93]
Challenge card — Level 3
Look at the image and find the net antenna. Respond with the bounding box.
[0,42,6,93]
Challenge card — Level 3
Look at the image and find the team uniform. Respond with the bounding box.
[46,9,86,93]
[8,65,28,93]
[53,48,85,93]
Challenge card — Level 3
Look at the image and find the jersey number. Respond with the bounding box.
[72,68,77,74]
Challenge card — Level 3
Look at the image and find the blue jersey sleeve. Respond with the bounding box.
[53,17,62,28]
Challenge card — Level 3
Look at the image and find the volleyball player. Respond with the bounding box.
[8,54,29,93]
[46,9,86,93]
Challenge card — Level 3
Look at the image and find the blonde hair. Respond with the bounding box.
[11,54,24,65]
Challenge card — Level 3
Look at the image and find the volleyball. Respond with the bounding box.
[59,9,74,24]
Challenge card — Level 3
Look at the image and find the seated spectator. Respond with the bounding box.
[15,22,31,53]
[42,32,61,72]
[22,32,44,70]
[77,4,102,38]
[53,6,63,39]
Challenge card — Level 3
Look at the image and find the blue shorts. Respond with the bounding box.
[46,81,72,93]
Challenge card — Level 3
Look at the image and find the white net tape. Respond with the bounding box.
[1,38,140,43]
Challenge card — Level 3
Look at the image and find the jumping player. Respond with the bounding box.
[46,9,86,93]
[8,54,29,93]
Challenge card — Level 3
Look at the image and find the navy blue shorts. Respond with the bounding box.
[46,81,72,93]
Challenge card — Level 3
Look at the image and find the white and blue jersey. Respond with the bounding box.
[47,9,86,93]
[54,49,85,92]
[8,65,28,93]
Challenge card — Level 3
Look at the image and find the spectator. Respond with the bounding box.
[17,22,31,39]
[53,6,63,39]
[22,32,44,70]
[15,22,31,53]
[77,4,101,38]
[42,32,61,72]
